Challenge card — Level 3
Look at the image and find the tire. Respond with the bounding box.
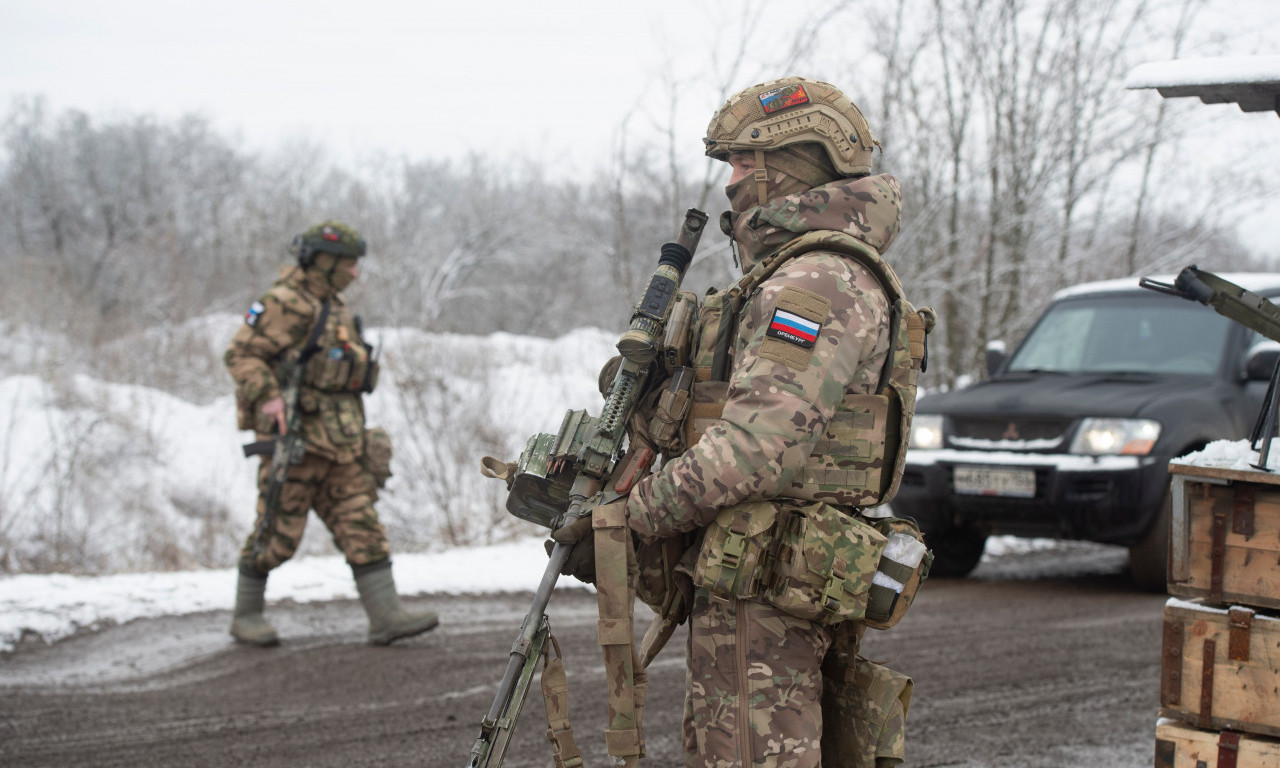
[1128,491,1171,592]
[926,524,988,579]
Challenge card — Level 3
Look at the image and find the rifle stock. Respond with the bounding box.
[466,209,708,768]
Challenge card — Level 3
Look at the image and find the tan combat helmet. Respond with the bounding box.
[704,77,879,204]
[290,220,367,267]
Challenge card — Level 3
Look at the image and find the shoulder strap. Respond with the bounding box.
[593,499,647,767]
[298,299,332,365]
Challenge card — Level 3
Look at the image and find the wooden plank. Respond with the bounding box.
[1161,600,1280,740]
[1156,719,1280,768]
[1171,463,1280,487]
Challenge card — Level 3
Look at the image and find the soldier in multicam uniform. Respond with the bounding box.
[224,221,439,647]
[624,77,920,767]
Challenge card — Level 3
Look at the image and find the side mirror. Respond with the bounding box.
[985,340,1007,378]
[1243,341,1280,382]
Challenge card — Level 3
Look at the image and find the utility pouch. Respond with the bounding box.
[693,501,779,603]
[361,427,394,489]
[647,367,694,456]
[821,654,913,768]
[864,517,932,630]
[764,501,887,625]
[635,532,695,613]
[682,380,729,449]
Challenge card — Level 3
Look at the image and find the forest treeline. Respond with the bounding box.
[1,0,1272,403]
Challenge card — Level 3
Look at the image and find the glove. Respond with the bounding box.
[551,513,594,544]
[544,537,596,584]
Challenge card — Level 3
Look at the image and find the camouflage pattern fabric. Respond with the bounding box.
[240,450,389,573]
[682,588,830,767]
[627,177,902,540]
[626,172,908,766]
[225,264,375,465]
[227,261,389,574]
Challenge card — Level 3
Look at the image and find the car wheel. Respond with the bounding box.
[1128,491,1171,592]
[926,525,988,578]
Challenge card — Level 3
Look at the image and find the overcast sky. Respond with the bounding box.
[0,0,754,175]
[3,0,1279,250]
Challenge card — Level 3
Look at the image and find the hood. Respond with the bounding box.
[918,371,1214,420]
[730,173,902,272]
[275,264,337,300]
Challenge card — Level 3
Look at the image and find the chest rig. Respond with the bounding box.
[673,230,933,509]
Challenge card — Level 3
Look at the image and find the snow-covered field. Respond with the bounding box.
[0,533,1072,653]
[4,309,1273,654]
[0,317,617,575]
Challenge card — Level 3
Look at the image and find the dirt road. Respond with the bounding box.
[0,543,1165,767]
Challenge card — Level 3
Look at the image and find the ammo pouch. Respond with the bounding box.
[821,653,913,768]
[765,501,887,624]
[693,499,887,625]
[864,517,932,630]
[306,347,375,393]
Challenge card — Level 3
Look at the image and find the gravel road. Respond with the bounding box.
[0,542,1165,767]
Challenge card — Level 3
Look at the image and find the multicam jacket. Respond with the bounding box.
[628,174,906,540]
[225,265,376,465]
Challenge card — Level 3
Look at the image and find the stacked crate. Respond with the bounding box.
[1157,462,1280,767]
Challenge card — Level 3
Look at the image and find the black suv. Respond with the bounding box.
[892,273,1280,589]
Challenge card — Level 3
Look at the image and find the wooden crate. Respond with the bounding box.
[1156,719,1280,768]
[1168,463,1280,611]
[1161,599,1280,739]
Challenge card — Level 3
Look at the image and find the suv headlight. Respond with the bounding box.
[1069,418,1161,456]
[909,414,944,450]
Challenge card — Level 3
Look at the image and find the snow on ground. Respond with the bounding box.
[0,534,1064,653]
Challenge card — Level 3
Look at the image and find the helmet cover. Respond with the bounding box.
[704,76,877,176]
[290,221,367,265]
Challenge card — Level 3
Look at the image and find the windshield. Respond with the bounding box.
[1006,294,1233,375]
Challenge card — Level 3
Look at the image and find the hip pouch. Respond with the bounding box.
[692,500,778,604]
[360,426,394,489]
[692,500,888,625]
[820,654,913,768]
[863,517,933,630]
[764,501,887,625]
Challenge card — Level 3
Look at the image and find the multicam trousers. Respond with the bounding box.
[240,450,390,573]
[683,588,833,768]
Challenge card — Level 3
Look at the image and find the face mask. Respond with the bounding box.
[329,259,357,292]
[725,174,760,214]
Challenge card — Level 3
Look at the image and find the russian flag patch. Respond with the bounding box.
[244,301,265,327]
[767,308,821,347]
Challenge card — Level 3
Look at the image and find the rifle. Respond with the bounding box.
[1140,265,1280,468]
[241,300,332,560]
[466,208,709,768]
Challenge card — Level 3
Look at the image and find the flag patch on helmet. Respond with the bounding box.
[767,308,821,346]
[244,301,265,327]
[759,83,810,114]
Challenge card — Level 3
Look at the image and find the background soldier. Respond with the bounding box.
[624,78,916,766]
[224,221,438,646]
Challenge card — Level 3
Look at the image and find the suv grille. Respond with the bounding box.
[948,416,1073,451]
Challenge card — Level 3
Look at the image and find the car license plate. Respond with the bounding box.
[953,466,1035,498]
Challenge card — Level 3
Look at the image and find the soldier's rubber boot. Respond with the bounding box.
[353,559,439,645]
[229,566,279,646]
